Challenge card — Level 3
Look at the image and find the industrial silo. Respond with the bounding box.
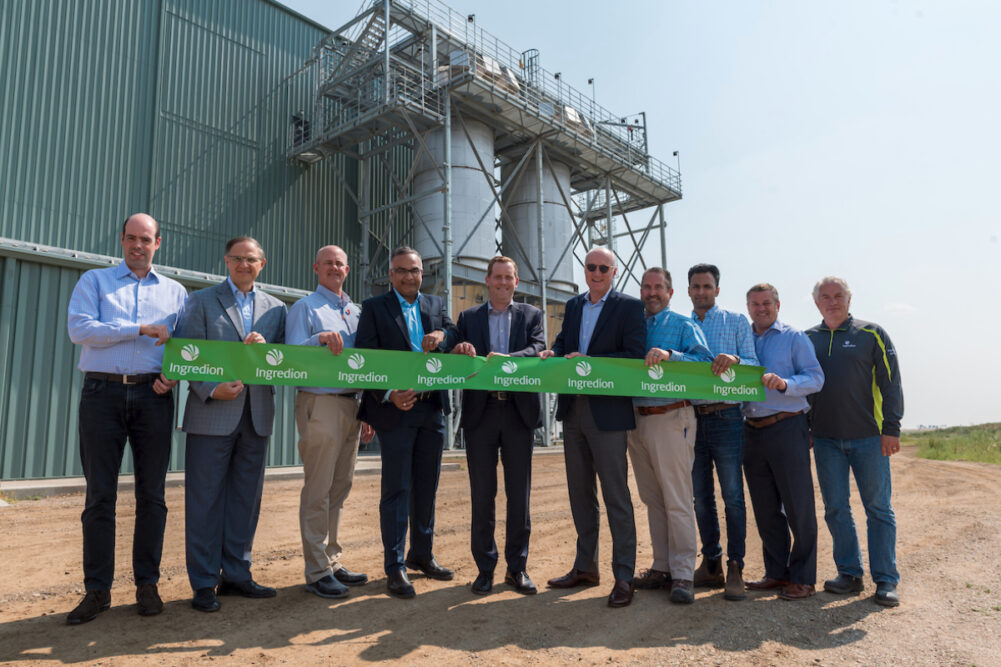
[412,113,497,270]
[501,157,576,293]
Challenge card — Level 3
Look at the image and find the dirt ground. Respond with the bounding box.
[1,446,1000,666]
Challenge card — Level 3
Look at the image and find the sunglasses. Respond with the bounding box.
[586,264,611,274]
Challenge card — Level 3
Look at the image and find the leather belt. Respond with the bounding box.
[486,391,509,400]
[695,402,736,416]
[85,372,158,385]
[637,400,692,416]
[333,392,360,400]
[414,391,436,401]
[745,410,804,429]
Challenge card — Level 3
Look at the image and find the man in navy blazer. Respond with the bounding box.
[451,256,545,596]
[175,236,287,613]
[541,247,646,608]
[355,246,459,599]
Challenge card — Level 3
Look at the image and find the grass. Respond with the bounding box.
[902,423,1001,466]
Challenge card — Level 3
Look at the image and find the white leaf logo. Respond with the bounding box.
[647,364,664,380]
[426,357,442,374]
[720,368,736,383]
[501,360,518,374]
[181,344,200,361]
[348,352,365,369]
[265,349,284,367]
[575,360,592,377]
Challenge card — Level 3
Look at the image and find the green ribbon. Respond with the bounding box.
[162,338,765,401]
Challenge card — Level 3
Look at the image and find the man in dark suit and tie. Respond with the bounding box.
[451,256,545,596]
[175,236,287,613]
[540,247,646,608]
[355,246,459,599]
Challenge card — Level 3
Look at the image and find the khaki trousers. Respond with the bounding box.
[627,406,698,580]
[295,392,361,583]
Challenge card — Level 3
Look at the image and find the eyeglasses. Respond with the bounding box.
[392,267,422,277]
[227,255,262,265]
[586,264,611,274]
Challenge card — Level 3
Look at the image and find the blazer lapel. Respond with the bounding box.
[586,291,618,354]
[216,281,245,338]
[508,304,524,352]
[251,289,270,331]
[385,292,410,349]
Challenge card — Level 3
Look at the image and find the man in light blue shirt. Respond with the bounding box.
[742,283,824,600]
[65,213,187,624]
[286,245,371,599]
[687,263,759,600]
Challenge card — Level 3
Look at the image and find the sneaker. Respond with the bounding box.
[874,582,900,607]
[136,583,163,616]
[634,568,671,590]
[305,575,349,599]
[693,557,724,588]
[669,579,695,604]
[724,560,746,601]
[824,573,864,595]
[67,590,111,625]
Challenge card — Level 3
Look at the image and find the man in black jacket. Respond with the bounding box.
[452,256,545,596]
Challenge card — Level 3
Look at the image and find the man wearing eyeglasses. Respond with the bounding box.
[355,246,459,599]
[540,247,646,608]
[175,236,287,613]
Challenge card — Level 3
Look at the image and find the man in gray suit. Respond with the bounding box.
[175,236,287,613]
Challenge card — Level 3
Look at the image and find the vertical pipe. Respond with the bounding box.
[443,91,454,449]
[605,176,613,251]
[430,23,438,86]
[658,203,667,269]
[360,144,370,297]
[536,141,550,448]
[384,0,391,105]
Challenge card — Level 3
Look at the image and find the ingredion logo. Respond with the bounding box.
[648,364,664,380]
[348,353,365,370]
[181,344,200,361]
[575,361,592,377]
[265,349,284,366]
[501,360,518,374]
[168,343,222,378]
[426,358,443,374]
[720,368,735,383]
[493,358,541,388]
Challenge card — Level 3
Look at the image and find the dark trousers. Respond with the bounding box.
[78,376,174,591]
[743,414,817,585]
[464,398,533,573]
[693,406,747,565]
[563,396,636,582]
[184,400,269,591]
[377,401,445,574]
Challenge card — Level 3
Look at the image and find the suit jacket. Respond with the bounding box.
[355,290,457,429]
[455,301,545,431]
[551,289,646,431]
[175,280,287,436]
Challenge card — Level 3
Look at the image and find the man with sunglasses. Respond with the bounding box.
[175,236,287,613]
[541,247,646,608]
[356,246,459,599]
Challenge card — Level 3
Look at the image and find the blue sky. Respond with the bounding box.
[283,0,1001,428]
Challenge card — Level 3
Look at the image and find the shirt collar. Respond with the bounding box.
[754,318,784,337]
[488,301,513,315]
[585,289,612,307]
[115,260,160,283]
[393,288,420,309]
[818,314,852,331]
[316,284,350,308]
[227,276,255,298]
[648,307,672,326]
[692,304,719,321]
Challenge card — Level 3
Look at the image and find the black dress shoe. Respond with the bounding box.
[471,571,493,595]
[387,569,415,599]
[217,579,277,598]
[333,567,369,587]
[192,588,221,613]
[404,557,454,581]
[607,580,635,608]
[505,570,538,595]
[874,582,900,607]
[823,573,864,595]
[67,590,111,625]
[305,574,349,599]
[136,583,164,616]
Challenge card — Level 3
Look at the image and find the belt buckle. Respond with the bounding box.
[122,374,136,385]
[496,391,508,400]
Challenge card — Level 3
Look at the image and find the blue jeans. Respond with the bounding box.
[813,436,899,584]
[692,406,746,565]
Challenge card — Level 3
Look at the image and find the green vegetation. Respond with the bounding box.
[902,423,1001,466]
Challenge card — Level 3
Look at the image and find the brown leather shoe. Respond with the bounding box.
[607,580,634,608]
[634,568,671,590]
[746,577,791,591]
[547,568,600,589]
[778,583,816,600]
[693,557,724,588]
[724,561,746,601]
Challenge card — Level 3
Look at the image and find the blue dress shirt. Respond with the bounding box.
[67,262,187,374]
[692,304,759,405]
[394,289,425,352]
[286,285,360,395]
[743,319,825,418]
[487,302,512,354]
[635,308,714,407]
[579,290,610,354]
[227,276,255,336]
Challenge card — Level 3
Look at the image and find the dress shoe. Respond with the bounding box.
[634,568,671,590]
[404,557,454,581]
[669,579,695,605]
[472,571,493,595]
[778,583,816,600]
[191,588,221,613]
[874,582,900,607]
[505,570,537,595]
[693,557,724,588]
[217,579,277,598]
[66,590,111,625]
[387,569,415,599]
[305,574,349,599]
[607,580,635,608]
[824,573,864,595]
[724,560,746,601]
[333,567,368,587]
[746,577,791,591]
[136,583,163,616]
[547,568,600,589]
